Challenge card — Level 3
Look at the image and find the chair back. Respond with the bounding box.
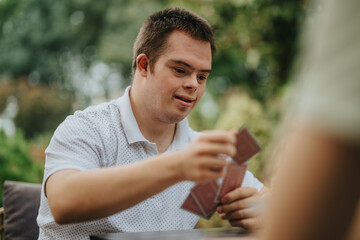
[1,180,42,240]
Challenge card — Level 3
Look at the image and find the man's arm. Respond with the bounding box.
[46,130,236,224]
[261,125,360,240]
[347,201,360,240]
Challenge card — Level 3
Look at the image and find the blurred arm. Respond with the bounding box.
[346,200,360,240]
[261,124,360,240]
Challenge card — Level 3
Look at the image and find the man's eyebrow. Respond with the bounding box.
[170,60,211,73]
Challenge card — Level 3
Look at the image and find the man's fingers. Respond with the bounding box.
[229,128,238,135]
[198,130,236,145]
[229,217,262,231]
[196,142,236,157]
[217,197,254,213]
[221,187,258,204]
[221,207,258,220]
[195,169,225,183]
[199,157,227,170]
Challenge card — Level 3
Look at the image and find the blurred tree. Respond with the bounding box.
[0,80,12,114]
[209,0,305,101]
[215,87,275,178]
[0,0,110,90]
[0,129,43,207]
[14,81,74,139]
[0,80,73,139]
[0,0,305,100]
[0,0,112,137]
[98,0,164,82]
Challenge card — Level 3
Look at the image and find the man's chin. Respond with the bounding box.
[162,112,189,124]
[166,115,187,124]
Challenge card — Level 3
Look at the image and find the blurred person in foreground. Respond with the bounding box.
[37,8,268,240]
[260,0,360,239]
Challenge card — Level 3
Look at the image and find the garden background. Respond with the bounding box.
[0,0,309,228]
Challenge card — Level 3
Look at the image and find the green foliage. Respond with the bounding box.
[98,0,164,81]
[209,0,305,101]
[187,91,219,131]
[215,88,275,179]
[15,84,73,139]
[0,130,43,207]
[0,81,73,139]
[189,86,281,180]
[0,81,12,113]
[0,0,110,89]
[0,0,305,100]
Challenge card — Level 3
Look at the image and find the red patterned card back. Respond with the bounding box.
[216,163,247,202]
[233,127,262,165]
[190,180,219,219]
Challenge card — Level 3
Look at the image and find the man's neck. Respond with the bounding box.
[139,119,176,154]
[129,88,177,154]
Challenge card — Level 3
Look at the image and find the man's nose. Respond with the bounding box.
[183,74,198,91]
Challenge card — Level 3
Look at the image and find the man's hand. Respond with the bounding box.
[217,186,268,231]
[175,130,237,183]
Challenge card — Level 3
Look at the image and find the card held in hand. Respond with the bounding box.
[216,163,247,202]
[190,180,219,219]
[233,127,262,165]
[181,193,205,218]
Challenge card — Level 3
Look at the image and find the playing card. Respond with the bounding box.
[216,163,247,202]
[181,193,206,218]
[233,127,262,165]
[190,180,219,219]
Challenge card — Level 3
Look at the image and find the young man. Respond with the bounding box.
[37,8,266,239]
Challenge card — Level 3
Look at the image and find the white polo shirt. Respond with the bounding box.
[37,86,263,240]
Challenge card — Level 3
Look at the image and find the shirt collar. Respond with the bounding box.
[117,86,148,144]
[117,86,191,149]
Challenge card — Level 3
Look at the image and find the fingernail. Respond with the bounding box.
[217,206,222,213]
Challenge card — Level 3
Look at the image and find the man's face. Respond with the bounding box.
[143,30,212,124]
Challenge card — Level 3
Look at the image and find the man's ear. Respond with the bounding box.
[136,53,149,77]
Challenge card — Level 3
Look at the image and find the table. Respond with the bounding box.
[90,227,252,240]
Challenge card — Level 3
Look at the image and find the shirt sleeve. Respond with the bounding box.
[44,113,103,181]
[242,170,264,192]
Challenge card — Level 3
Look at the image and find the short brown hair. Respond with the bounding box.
[132,8,216,75]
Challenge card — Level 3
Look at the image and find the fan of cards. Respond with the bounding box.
[181,127,262,219]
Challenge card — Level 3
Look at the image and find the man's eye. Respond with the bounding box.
[198,75,207,81]
[174,68,185,74]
